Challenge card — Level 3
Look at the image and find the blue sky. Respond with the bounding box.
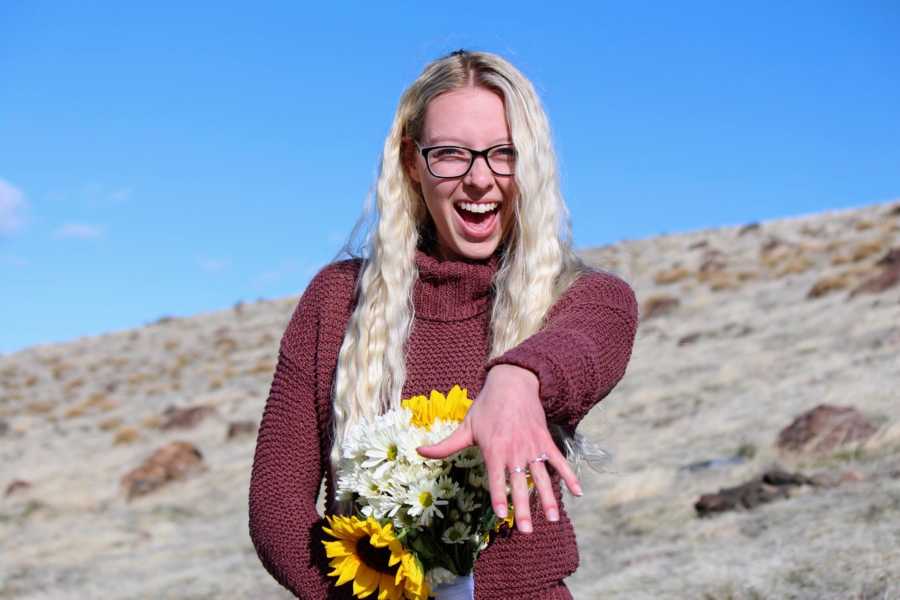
[2,1,898,355]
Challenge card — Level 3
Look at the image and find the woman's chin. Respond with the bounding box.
[443,236,501,261]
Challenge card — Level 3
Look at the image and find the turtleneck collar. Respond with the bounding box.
[412,243,501,321]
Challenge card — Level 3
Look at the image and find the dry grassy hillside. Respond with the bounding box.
[2,200,899,599]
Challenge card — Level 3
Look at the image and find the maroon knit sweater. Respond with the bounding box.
[248,245,639,599]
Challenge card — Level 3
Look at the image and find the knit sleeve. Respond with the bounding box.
[248,272,335,599]
[484,270,639,429]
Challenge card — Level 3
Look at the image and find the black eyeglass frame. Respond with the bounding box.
[415,142,517,179]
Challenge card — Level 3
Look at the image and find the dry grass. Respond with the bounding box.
[2,199,898,600]
[25,400,55,415]
[98,417,122,431]
[807,272,854,298]
[113,426,140,445]
[654,266,691,285]
[141,414,163,429]
[246,360,276,376]
[773,253,814,277]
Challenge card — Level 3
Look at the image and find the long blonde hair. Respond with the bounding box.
[330,50,588,470]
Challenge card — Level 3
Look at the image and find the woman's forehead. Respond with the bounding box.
[421,87,510,145]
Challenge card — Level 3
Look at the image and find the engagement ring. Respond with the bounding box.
[528,452,550,464]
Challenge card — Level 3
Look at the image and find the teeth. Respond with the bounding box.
[457,202,498,214]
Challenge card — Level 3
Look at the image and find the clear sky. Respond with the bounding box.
[2,1,898,355]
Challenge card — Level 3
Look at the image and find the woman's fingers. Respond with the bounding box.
[416,420,474,459]
[526,459,559,522]
[508,463,533,533]
[544,443,582,497]
[486,449,510,518]
[484,439,581,531]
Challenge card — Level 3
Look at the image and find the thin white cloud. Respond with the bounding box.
[1,254,29,267]
[0,178,28,235]
[72,182,134,206]
[252,260,328,296]
[54,223,104,239]
[253,259,307,287]
[197,257,230,273]
[108,187,133,203]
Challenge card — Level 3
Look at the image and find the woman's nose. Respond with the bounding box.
[464,155,494,189]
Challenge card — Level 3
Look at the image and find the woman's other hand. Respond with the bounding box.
[416,364,583,534]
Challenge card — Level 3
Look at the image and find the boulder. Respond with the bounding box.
[159,405,216,430]
[694,467,814,517]
[776,404,877,454]
[641,295,680,320]
[849,248,900,298]
[5,479,31,497]
[120,441,206,500]
[226,420,257,440]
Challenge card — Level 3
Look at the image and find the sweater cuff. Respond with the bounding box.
[485,345,567,423]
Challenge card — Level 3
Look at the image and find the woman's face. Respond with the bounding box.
[406,86,517,261]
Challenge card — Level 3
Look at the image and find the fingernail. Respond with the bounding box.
[520,520,532,533]
[574,484,583,496]
[547,508,559,521]
[496,505,507,518]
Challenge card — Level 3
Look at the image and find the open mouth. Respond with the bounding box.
[453,201,501,237]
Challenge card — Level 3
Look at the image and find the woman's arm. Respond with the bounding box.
[248,277,333,599]
[484,269,639,429]
[419,269,639,534]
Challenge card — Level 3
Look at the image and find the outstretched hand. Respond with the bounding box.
[416,364,582,534]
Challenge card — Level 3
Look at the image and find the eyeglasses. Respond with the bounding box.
[416,143,517,178]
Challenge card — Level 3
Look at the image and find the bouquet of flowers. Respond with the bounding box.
[321,385,516,600]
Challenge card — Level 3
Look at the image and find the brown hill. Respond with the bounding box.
[2,200,899,599]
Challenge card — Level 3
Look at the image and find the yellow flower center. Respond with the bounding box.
[387,444,398,461]
[419,491,433,508]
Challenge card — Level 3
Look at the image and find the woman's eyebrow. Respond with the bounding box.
[426,137,513,147]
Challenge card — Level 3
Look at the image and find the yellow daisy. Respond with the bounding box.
[322,515,430,600]
[402,385,472,430]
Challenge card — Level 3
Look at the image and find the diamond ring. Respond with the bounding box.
[510,465,528,474]
[528,452,550,464]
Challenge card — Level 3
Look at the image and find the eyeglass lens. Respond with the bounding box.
[427,146,516,178]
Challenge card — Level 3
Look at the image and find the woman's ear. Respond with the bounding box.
[401,137,421,184]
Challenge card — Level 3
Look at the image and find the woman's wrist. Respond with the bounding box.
[487,363,540,396]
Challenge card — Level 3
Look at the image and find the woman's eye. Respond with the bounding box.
[493,146,516,157]
[433,148,467,159]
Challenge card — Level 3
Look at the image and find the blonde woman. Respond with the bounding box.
[249,50,639,599]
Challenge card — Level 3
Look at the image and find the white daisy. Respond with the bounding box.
[335,470,358,500]
[442,521,470,545]
[353,469,383,500]
[457,490,481,512]
[453,446,483,468]
[467,467,487,490]
[406,479,448,527]
[436,474,461,500]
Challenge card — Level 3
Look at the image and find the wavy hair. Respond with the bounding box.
[329,50,589,473]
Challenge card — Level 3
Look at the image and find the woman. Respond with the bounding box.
[249,50,639,599]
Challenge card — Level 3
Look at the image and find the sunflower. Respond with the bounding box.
[322,515,429,600]
[402,385,472,430]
